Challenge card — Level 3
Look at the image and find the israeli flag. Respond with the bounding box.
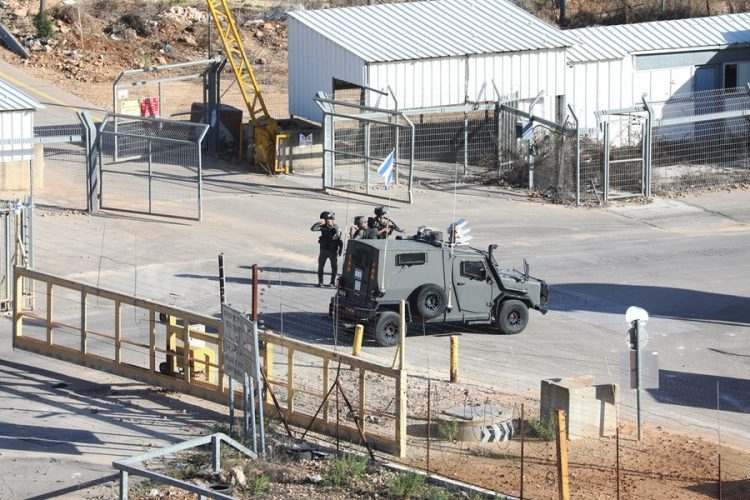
[377,149,395,190]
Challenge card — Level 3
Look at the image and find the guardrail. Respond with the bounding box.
[11,267,407,457]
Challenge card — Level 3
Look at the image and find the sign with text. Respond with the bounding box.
[221,304,259,381]
[119,99,140,116]
[139,97,160,118]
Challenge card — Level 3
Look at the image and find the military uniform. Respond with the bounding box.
[368,206,402,239]
[311,212,343,287]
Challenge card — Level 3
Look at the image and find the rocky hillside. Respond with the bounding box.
[0,0,746,109]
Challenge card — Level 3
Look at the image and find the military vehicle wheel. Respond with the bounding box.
[412,284,447,319]
[496,299,529,334]
[370,311,401,347]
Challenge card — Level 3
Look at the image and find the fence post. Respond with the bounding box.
[449,335,458,383]
[263,342,274,404]
[556,409,570,500]
[396,367,407,458]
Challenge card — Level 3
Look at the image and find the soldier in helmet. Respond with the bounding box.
[350,215,373,240]
[311,211,343,287]
[368,205,403,239]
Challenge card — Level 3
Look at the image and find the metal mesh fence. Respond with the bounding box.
[98,114,207,220]
[0,122,88,211]
[651,88,750,194]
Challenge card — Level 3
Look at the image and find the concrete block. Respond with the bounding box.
[540,376,619,439]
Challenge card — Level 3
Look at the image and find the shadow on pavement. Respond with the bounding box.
[0,357,228,457]
[552,283,750,326]
[649,369,750,413]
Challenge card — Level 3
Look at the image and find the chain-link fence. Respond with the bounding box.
[651,87,750,194]
[98,113,209,220]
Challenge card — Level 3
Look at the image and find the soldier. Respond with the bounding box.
[368,205,403,239]
[350,215,373,240]
[311,211,343,287]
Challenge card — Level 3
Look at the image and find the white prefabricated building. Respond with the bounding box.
[566,13,750,129]
[288,0,576,124]
[0,77,41,162]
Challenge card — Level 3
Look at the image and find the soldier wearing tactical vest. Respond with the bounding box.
[311,211,343,287]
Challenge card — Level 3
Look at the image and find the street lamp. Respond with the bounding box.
[626,306,648,440]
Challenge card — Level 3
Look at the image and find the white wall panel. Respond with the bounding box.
[289,18,367,123]
[0,109,34,161]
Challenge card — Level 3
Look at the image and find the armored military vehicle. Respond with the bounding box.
[330,230,549,346]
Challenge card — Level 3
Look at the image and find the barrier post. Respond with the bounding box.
[450,335,458,383]
[352,324,364,356]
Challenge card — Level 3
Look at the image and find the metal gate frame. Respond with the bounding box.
[97,113,209,220]
[315,89,416,203]
[595,96,653,202]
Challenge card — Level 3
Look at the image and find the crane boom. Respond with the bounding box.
[206,0,279,169]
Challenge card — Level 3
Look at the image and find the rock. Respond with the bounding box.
[255,57,267,65]
[254,31,264,39]
[230,466,246,486]
[306,474,322,484]
[157,56,167,65]
[263,22,274,31]
[180,34,197,46]
[148,488,159,497]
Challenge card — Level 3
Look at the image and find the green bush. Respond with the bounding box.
[247,474,269,496]
[425,486,452,500]
[387,471,425,498]
[324,453,369,487]
[436,418,459,441]
[33,10,54,39]
[524,414,557,441]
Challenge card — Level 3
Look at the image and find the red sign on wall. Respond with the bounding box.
[139,97,160,118]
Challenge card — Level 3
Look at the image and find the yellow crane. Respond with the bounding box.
[206,0,281,171]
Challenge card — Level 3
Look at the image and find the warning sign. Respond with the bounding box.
[139,97,160,118]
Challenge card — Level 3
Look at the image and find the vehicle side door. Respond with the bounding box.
[451,256,493,319]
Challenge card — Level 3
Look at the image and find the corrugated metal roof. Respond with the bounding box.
[567,13,750,63]
[288,0,576,63]
[0,77,41,111]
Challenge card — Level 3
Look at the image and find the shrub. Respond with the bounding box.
[324,453,369,487]
[524,414,556,441]
[33,10,54,39]
[436,418,458,441]
[387,471,425,498]
[247,474,269,496]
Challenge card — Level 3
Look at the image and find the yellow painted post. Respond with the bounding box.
[263,341,274,404]
[80,287,87,355]
[358,367,365,432]
[556,409,570,500]
[46,281,52,344]
[182,318,191,383]
[13,268,23,341]
[322,358,329,422]
[287,348,294,413]
[396,369,407,458]
[149,310,156,373]
[450,335,458,383]
[114,299,121,364]
[399,299,406,370]
[352,324,364,356]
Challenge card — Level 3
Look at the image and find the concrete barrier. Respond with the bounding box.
[540,376,619,439]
